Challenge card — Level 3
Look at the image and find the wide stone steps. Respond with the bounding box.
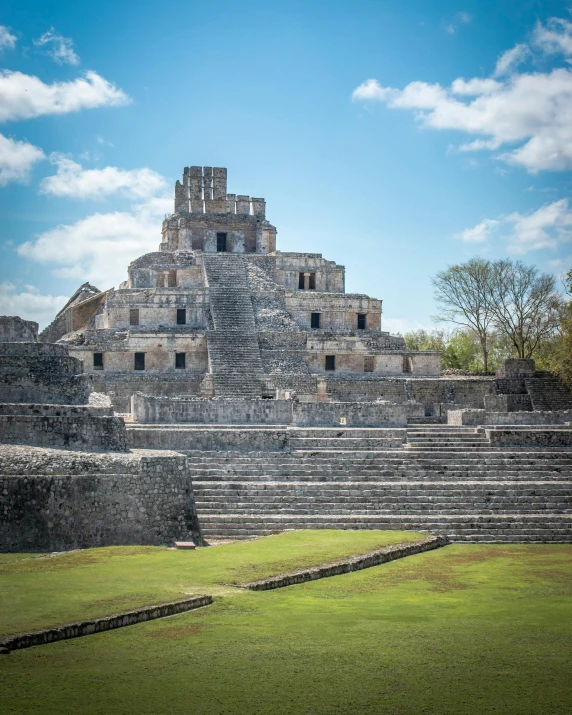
[197,514,572,542]
[190,470,570,483]
[290,437,404,450]
[525,377,572,411]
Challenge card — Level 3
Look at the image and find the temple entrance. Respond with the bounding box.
[216,232,227,252]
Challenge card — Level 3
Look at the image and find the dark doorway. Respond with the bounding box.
[298,272,305,289]
[325,355,336,371]
[129,309,139,326]
[134,352,145,370]
[93,352,103,370]
[308,272,316,289]
[175,353,186,369]
[364,356,374,373]
[311,312,321,329]
[177,308,186,325]
[357,313,366,330]
[217,232,227,252]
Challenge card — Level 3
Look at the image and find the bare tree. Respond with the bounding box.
[431,258,496,372]
[490,259,563,359]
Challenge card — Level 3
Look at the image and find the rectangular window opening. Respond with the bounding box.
[357,313,367,330]
[176,308,186,325]
[364,356,374,373]
[93,352,103,370]
[129,308,139,326]
[309,272,316,290]
[325,355,336,371]
[298,272,305,289]
[217,232,227,252]
[134,352,145,371]
[167,270,177,287]
[311,312,321,329]
[402,355,412,374]
[175,352,186,369]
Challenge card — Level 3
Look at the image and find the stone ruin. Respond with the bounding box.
[1,164,571,549]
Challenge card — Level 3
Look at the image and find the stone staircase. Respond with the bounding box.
[202,254,263,398]
[406,425,492,451]
[187,425,572,542]
[525,375,572,411]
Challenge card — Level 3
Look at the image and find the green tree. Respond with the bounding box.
[490,259,563,359]
[432,258,496,372]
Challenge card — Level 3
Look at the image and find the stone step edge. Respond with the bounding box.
[237,534,448,591]
[0,594,213,654]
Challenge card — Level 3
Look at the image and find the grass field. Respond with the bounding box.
[1,532,571,715]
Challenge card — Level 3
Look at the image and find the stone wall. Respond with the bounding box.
[406,378,496,415]
[0,446,202,551]
[89,372,207,412]
[132,394,293,424]
[0,316,38,342]
[293,401,408,427]
[0,406,127,451]
[131,393,409,427]
[0,342,92,404]
[484,394,532,412]
[486,428,572,448]
[449,409,572,426]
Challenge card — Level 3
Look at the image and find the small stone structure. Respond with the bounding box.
[0,316,38,343]
[0,327,202,551]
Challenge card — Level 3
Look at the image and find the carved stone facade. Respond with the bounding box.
[46,165,440,409]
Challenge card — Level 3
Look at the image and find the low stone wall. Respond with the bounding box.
[0,446,202,551]
[128,426,290,451]
[131,393,409,427]
[484,394,532,412]
[0,316,38,342]
[90,372,207,413]
[0,408,127,451]
[486,428,572,448]
[133,394,293,424]
[241,535,448,590]
[0,342,92,404]
[449,409,572,426]
[0,595,212,652]
[293,401,407,427]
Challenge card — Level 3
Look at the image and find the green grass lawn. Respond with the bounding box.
[1,534,571,715]
[0,529,422,636]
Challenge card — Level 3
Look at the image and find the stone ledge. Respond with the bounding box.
[0,594,212,653]
[238,534,448,591]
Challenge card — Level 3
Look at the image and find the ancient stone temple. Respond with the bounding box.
[43,166,440,412]
[2,164,572,550]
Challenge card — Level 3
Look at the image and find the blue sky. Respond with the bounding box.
[1,0,572,331]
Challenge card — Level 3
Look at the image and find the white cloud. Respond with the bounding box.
[444,11,472,35]
[507,199,572,252]
[17,196,169,288]
[459,199,572,253]
[352,78,390,102]
[33,27,79,65]
[0,26,17,52]
[40,156,166,200]
[0,133,45,185]
[353,67,572,172]
[493,44,529,77]
[533,17,572,56]
[0,282,67,329]
[352,16,572,172]
[0,70,129,123]
[458,218,499,243]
